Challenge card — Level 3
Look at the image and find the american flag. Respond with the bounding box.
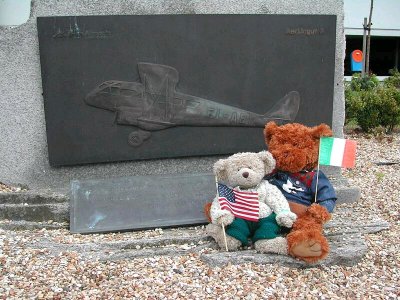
[217,183,259,222]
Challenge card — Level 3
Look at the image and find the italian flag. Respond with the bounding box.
[319,137,357,168]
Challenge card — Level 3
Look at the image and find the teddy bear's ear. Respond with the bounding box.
[213,159,228,182]
[258,150,276,174]
[311,123,333,139]
[264,121,278,144]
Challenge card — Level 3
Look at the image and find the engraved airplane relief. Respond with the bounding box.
[84,63,300,147]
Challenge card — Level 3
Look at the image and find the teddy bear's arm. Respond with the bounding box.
[210,196,235,226]
[261,181,297,227]
[260,181,291,212]
[258,202,273,218]
[310,171,337,213]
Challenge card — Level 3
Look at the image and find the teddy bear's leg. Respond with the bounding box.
[254,237,288,255]
[252,213,281,240]
[225,217,253,246]
[252,214,288,255]
[205,223,241,251]
[286,229,329,263]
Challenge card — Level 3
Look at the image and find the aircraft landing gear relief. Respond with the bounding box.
[128,130,152,147]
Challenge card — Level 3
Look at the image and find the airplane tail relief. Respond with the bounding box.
[264,91,300,122]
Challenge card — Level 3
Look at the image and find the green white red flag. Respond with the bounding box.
[319,137,357,168]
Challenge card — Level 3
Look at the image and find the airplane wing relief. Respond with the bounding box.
[138,63,179,94]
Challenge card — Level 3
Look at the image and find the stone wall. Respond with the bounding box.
[0,0,345,189]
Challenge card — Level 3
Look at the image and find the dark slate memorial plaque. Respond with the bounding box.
[70,173,214,233]
[37,15,336,166]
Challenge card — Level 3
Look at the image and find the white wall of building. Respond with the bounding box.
[344,0,400,36]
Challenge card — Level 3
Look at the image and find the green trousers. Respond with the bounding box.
[225,213,281,246]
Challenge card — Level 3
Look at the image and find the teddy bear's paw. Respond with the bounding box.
[254,237,288,255]
[215,234,241,251]
[205,223,220,236]
[205,223,241,251]
[223,236,242,251]
[291,240,322,256]
[307,204,331,224]
[287,231,329,263]
[216,213,235,226]
[276,211,297,228]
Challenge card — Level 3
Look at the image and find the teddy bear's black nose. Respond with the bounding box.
[242,172,249,178]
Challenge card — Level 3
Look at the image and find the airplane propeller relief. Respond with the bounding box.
[84,63,300,147]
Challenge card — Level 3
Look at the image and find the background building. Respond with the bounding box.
[344,0,400,77]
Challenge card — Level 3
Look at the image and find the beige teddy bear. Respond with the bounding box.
[206,151,297,254]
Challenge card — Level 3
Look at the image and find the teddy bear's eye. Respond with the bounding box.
[248,166,252,169]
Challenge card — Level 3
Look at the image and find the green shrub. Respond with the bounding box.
[376,86,400,131]
[384,69,400,89]
[354,89,380,132]
[345,73,400,132]
[345,88,364,124]
[349,73,379,91]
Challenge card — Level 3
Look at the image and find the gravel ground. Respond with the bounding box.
[0,133,399,299]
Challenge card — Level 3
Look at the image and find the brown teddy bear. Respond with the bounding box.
[264,121,337,263]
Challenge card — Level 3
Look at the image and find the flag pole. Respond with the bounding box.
[314,139,322,203]
[215,176,229,251]
[221,221,228,252]
[314,161,320,203]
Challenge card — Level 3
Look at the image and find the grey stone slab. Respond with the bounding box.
[200,214,390,268]
[70,172,215,233]
[15,210,389,267]
[322,166,361,204]
[0,220,68,231]
[0,202,68,223]
[24,232,214,261]
[0,0,345,190]
[200,233,368,268]
[0,189,69,223]
[0,190,68,204]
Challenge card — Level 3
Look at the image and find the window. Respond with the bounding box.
[110,87,119,95]
[345,36,400,76]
